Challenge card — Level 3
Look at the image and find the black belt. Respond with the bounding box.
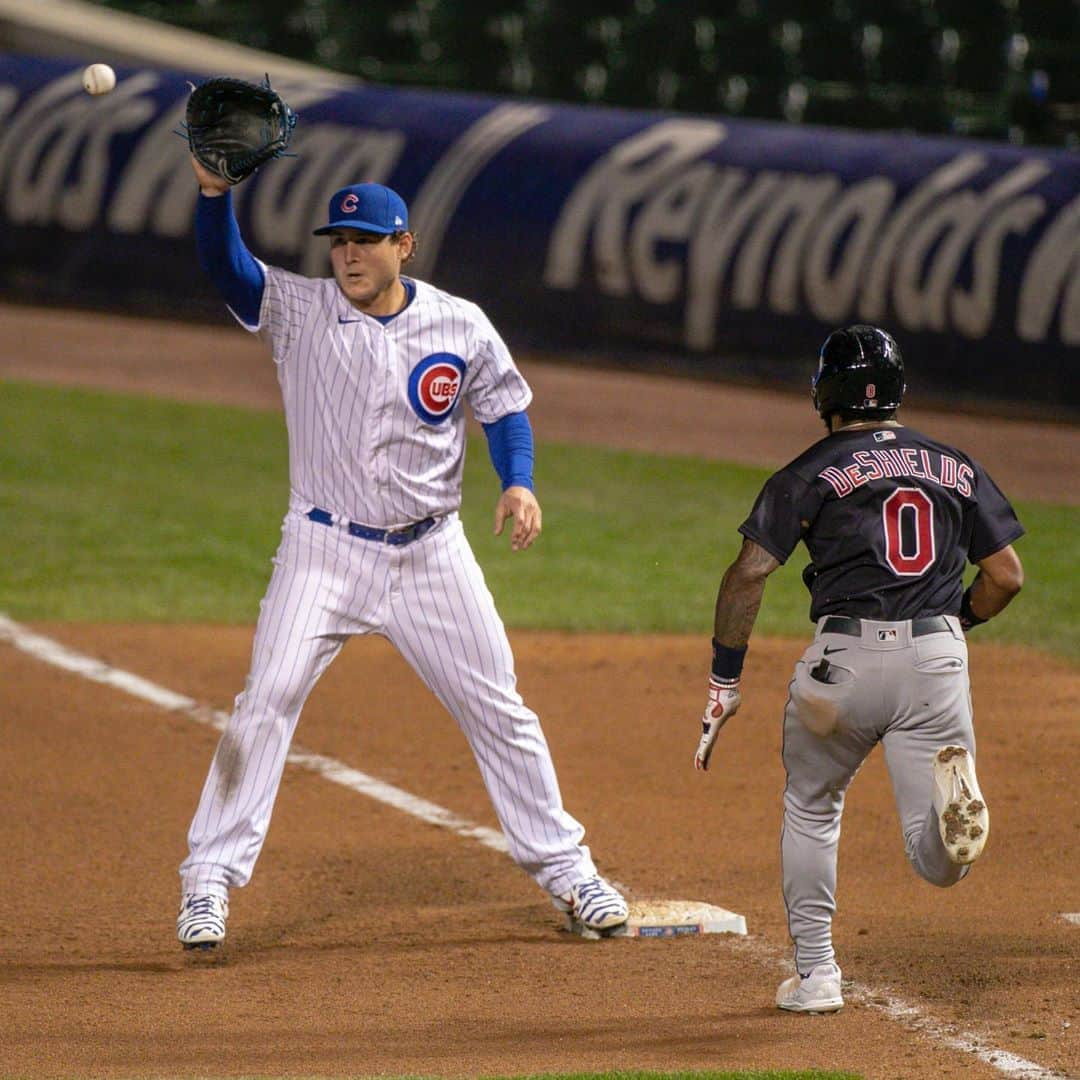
[819,614,952,638]
[306,507,437,546]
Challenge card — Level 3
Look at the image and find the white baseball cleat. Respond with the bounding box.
[177,893,229,950]
[551,874,629,931]
[933,745,989,865]
[776,961,844,1013]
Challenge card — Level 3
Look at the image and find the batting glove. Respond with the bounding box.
[694,676,741,771]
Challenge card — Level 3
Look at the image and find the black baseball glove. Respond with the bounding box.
[184,75,297,185]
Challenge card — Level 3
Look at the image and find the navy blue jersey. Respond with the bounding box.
[739,424,1024,621]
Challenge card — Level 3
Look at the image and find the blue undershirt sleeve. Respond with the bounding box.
[195,190,265,328]
[481,411,535,492]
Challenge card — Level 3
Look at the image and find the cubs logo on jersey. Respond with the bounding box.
[408,353,466,424]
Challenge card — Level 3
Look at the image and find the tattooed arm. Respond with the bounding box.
[713,539,781,647]
[694,539,781,772]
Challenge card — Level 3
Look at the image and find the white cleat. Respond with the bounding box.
[177,893,228,950]
[551,874,629,931]
[776,961,844,1013]
[933,745,989,865]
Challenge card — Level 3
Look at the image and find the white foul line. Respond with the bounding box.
[731,936,1065,1080]
[849,988,1067,1080]
[0,614,508,854]
[0,613,1065,1080]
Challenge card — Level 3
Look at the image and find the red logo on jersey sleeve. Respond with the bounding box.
[408,353,466,424]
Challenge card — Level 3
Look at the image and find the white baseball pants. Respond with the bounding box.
[180,509,597,901]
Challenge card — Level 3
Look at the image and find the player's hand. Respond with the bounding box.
[190,154,230,197]
[694,677,741,771]
[494,486,541,552]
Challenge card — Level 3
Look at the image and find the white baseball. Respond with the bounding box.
[82,63,117,96]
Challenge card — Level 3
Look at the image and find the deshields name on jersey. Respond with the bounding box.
[819,448,975,499]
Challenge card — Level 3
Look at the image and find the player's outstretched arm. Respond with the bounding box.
[695,539,780,772]
[190,155,265,327]
[494,486,542,552]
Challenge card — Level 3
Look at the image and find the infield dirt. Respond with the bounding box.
[1,303,1077,1080]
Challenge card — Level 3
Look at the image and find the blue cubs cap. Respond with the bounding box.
[312,183,409,236]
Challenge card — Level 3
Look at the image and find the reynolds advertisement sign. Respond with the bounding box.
[1,53,1075,405]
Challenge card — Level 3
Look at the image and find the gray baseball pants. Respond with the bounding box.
[781,616,973,974]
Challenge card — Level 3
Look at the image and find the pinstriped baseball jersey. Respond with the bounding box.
[253,266,532,526]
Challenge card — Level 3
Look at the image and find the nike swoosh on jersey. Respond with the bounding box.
[823,645,847,655]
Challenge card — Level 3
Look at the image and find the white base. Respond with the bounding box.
[565,898,748,940]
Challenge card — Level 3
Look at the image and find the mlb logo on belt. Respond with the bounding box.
[408,353,466,424]
[877,628,898,641]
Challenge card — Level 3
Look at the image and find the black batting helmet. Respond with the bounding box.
[811,324,905,419]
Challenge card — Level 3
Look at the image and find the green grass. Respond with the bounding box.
[0,383,289,621]
[474,442,1076,657]
[0,381,1075,660]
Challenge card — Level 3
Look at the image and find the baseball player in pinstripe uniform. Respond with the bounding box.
[693,326,1024,1013]
[176,157,627,949]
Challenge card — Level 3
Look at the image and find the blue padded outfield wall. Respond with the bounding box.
[1,53,1076,408]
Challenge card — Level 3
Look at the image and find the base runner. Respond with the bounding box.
[693,325,1024,1012]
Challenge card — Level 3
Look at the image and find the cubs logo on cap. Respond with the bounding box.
[313,183,409,235]
[408,353,466,425]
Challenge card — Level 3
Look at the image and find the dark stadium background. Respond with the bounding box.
[92,0,1080,148]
